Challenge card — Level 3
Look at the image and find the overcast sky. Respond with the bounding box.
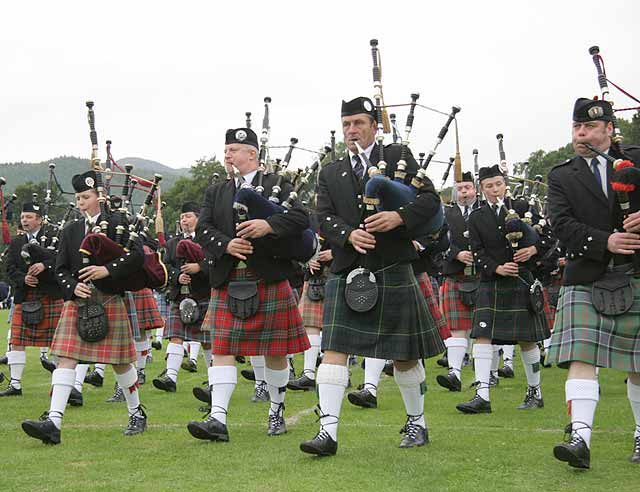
[1,0,638,185]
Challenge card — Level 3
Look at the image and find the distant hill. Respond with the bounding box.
[0,156,190,194]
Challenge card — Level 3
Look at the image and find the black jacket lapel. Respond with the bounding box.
[571,158,609,207]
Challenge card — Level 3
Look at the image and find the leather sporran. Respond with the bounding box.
[179,297,201,325]
[344,267,378,313]
[592,272,633,316]
[458,279,480,307]
[21,300,44,326]
[306,275,326,302]
[77,301,109,343]
[528,279,545,314]
[226,280,259,320]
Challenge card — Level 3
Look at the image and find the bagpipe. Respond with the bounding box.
[78,101,168,292]
[175,238,205,324]
[231,97,325,263]
[360,39,445,237]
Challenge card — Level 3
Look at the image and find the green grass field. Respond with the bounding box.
[0,309,638,492]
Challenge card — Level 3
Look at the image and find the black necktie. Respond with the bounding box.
[352,155,364,180]
[463,205,469,222]
[590,157,605,196]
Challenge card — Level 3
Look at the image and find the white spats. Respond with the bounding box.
[566,378,599,448]
[473,343,494,401]
[316,364,349,441]
[115,365,141,416]
[265,367,289,415]
[627,379,640,438]
[303,334,322,380]
[49,368,76,429]
[74,364,90,393]
[394,363,426,428]
[363,358,386,397]
[209,365,237,425]
[521,346,542,396]
[7,350,26,390]
[445,337,467,379]
[165,342,184,382]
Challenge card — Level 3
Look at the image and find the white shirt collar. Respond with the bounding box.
[235,169,258,188]
[457,200,476,214]
[27,228,40,240]
[347,141,376,168]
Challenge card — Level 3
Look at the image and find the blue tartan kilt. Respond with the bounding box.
[321,263,445,361]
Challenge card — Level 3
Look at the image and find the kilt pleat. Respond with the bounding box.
[50,291,136,364]
[203,268,309,356]
[154,292,171,320]
[124,292,142,341]
[471,274,550,344]
[548,278,640,371]
[10,291,63,347]
[542,287,555,331]
[165,300,211,343]
[321,263,445,361]
[441,276,475,332]
[132,288,164,331]
[298,281,324,330]
[416,273,450,340]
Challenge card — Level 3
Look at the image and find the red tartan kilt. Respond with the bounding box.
[10,291,63,347]
[441,276,474,332]
[416,273,450,340]
[542,287,555,331]
[203,269,310,356]
[298,281,324,330]
[131,288,164,331]
[50,292,136,364]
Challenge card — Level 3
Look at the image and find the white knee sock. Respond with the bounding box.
[189,342,201,363]
[473,344,493,401]
[40,347,48,356]
[394,363,426,428]
[95,363,107,377]
[74,364,90,393]
[203,348,213,368]
[155,327,164,339]
[543,336,552,351]
[7,350,26,389]
[445,337,467,379]
[209,365,237,425]
[135,340,150,370]
[165,342,183,382]
[566,378,599,447]
[303,334,321,379]
[265,366,289,415]
[627,379,640,438]
[363,358,386,397]
[115,365,141,416]
[251,356,266,387]
[520,346,542,396]
[491,345,500,377]
[316,364,349,441]
[48,368,76,429]
[502,345,515,369]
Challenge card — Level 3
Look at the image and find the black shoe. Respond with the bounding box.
[456,394,492,414]
[630,435,640,463]
[267,403,287,436]
[124,406,147,436]
[489,373,499,387]
[300,430,338,456]
[0,354,7,365]
[0,382,22,397]
[181,359,198,373]
[151,340,162,351]
[251,382,270,402]
[235,355,246,364]
[497,365,515,378]
[517,386,544,410]
[187,413,229,442]
[68,388,83,407]
[348,355,357,366]
[462,353,471,368]
[152,375,177,393]
[347,387,377,409]
[84,370,104,387]
[316,354,323,368]
[241,368,256,382]
[436,352,448,368]
[436,372,461,392]
[192,383,211,403]
[22,416,61,445]
[399,415,429,448]
[106,383,126,403]
[287,372,316,391]
[137,368,146,385]
[382,361,394,377]
[553,433,590,469]
[40,356,56,373]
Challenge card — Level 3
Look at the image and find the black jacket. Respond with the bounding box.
[442,202,481,276]
[547,145,640,285]
[317,143,441,274]
[164,235,210,302]
[5,230,60,304]
[196,172,310,288]
[55,215,145,300]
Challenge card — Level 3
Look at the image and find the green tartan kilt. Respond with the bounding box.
[321,263,445,361]
[548,278,640,371]
[471,273,550,344]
